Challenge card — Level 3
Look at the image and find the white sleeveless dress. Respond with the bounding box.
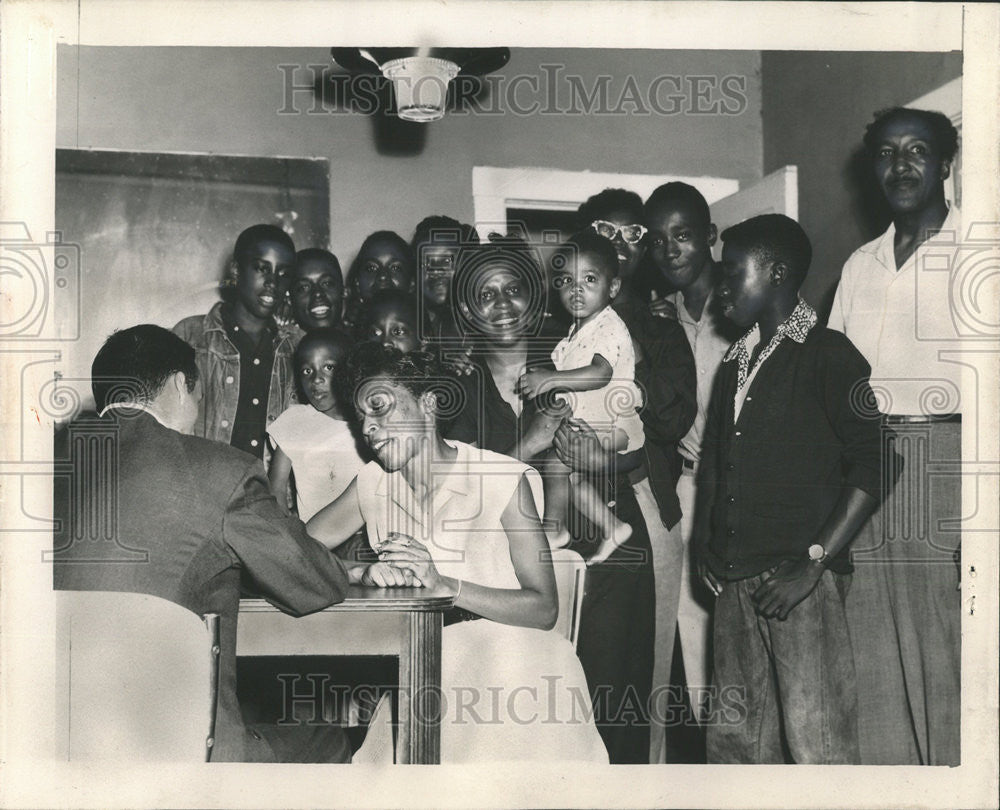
[355,441,609,763]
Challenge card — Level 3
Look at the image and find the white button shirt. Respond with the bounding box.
[828,207,963,416]
[668,290,732,462]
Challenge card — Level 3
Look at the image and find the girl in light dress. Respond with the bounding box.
[307,344,608,763]
[267,328,366,528]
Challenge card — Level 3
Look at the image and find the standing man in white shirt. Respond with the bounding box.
[828,106,961,766]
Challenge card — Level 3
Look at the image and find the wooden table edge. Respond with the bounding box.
[239,585,455,613]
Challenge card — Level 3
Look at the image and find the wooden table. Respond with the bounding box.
[238,585,454,764]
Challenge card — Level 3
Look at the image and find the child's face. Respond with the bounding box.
[356,238,414,302]
[418,245,457,308]
[716,243,772,329]
[646,203,715,290]
[553,251,620,323]
[290,258,343,330]
[297,341,348,415]
[234,240,295,320]
[367,303,421,354]
[871,113,949,216]
[591,208,646,278]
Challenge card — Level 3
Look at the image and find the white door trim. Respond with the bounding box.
[471,165,740,239]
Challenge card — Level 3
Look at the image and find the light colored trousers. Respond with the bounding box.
[637,469,712,764]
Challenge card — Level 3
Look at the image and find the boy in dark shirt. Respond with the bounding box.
[173,224,297,460]
[693,214,894,764]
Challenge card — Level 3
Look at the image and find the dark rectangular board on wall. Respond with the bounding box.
[55,148,330,411]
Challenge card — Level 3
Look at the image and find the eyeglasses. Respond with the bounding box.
[591,220,648,244]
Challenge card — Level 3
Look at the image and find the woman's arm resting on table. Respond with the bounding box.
[305,476,365,551]
[379,476,559,630]
[306,479,415,586]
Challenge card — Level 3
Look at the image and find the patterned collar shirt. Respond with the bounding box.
[724,298,819,422]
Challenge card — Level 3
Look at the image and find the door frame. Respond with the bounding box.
[471,165,739,239]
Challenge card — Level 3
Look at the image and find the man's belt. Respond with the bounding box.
[884,413,961,425]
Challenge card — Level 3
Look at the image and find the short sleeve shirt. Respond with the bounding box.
[551,306,645,450]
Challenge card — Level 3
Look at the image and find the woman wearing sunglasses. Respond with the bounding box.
[572,188,698,763]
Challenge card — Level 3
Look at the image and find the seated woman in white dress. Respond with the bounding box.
[308,343,608,763]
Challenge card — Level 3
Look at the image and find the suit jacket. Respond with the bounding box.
[53,409,350,762]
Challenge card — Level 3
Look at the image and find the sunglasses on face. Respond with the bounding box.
[591,220,648,244]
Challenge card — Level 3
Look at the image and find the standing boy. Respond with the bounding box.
[829,107,962,765]
[174,224,297,460]
[644,182,735,729]
[694,214,893,763]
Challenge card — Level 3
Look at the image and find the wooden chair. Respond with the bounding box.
[56,590,220,761]
[548,547,587,648]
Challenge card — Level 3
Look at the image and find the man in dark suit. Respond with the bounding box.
[53,324,354,762]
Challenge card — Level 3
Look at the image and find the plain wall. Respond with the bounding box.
[761,51,963,315]
[57,46,763,267]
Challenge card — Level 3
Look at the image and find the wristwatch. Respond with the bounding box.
[807,543,829,566]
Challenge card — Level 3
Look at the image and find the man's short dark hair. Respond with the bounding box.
[551,229,621,279]
[233,224,296,265]
[294,327,353,366]
[862,107,960,163]
[411,215,480,250]
[644,182,712,230]
[720,214,812,282]
[91,325,199,412]
[577,188,644,228]
[346,230,415,295]
[361,289,420,329]
[295,247,342,279]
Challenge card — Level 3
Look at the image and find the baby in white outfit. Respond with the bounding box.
[516,231,644,565]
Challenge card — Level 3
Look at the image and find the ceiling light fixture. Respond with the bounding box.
[331,47,511,123]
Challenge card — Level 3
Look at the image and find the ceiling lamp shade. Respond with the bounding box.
[330,47,511,123]
[381,56,460,122]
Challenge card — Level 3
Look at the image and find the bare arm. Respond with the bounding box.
[552,417,642,474]
[752,487,877,620]
[379,475,558,630]
[305,476,365,551]
[516,355,612,399]
[267,443,293,506]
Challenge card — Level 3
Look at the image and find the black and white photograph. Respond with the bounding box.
[0,1,997,808]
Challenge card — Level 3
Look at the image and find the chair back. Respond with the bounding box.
[548,547,586,648]
[56,589,220,761]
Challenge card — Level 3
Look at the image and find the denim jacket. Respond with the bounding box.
[173,302,297,451]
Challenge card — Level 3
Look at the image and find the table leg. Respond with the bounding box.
[397,611,442,764]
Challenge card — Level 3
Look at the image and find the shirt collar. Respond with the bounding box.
[373,440,472,506]
[668,289,716,327]
[874,203,960,271]
[219,301,277,338]
[566,305,614,340]
[723,298,818,364]
[99,401,168,426]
